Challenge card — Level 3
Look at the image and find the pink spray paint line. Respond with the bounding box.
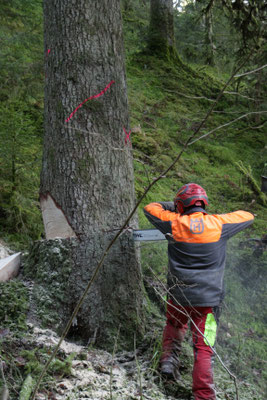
[45,49,51,79]
[123,127,132,145]
[65,80,115,122]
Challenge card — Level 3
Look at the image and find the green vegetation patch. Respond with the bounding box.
[0,280,29,332]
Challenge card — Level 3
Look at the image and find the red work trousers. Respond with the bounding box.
[161,300,217,400]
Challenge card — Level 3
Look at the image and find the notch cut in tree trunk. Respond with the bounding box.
[40,193,77,239]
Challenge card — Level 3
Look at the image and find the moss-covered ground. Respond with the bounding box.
[127,54,266,233]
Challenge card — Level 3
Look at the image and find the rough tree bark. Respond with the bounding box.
[147,0,178,59]
[204,8,216,66]
[26,0,144,347]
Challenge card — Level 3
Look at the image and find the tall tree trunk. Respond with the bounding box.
[204,9,216,66]
[35,0,144,347]
[147,0,178,59]
[254,69,263,125]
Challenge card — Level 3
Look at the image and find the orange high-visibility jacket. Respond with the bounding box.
[144,202,254,306]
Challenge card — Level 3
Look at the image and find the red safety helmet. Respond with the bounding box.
[174,183,209,214]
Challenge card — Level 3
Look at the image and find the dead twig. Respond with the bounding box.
[188,111,267,145]
[223,91,259,101]
[157,87,216,102]
[0,359,9,400]
[134,333,143,400]
[109,325,120,400]
[234,63,267,78]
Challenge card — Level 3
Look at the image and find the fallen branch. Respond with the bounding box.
[19,375,34,400]
[236,161,266,206]
[212,110,249,114]
[31,52,252,400]
[223,91,258,101]
[188,111,267,145]
[0,387,9,400]
[109,325,120,400]
[0,359,9,400]
[234,63,267,78]
[156,86,216,102]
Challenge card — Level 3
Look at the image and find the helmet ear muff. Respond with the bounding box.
[174,200,184,214]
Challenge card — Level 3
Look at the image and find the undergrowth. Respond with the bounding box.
[127,54,266,235]
[0,280,29,332]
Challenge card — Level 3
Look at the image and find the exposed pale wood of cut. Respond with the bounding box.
[40,194,77,239]
[0,252,21,282]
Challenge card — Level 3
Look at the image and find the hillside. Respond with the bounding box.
[126,52,267,399]
[0,1,266,399]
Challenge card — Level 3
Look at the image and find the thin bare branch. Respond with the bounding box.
[156,86,216,102]
[224,91,257,101]
[234,64,267,78]
[189,111,267,146]
[0,359,9,400]
[212,110,249,114]
[0,359,7,387]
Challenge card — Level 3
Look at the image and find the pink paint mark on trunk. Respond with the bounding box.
[65,80,115,122]
[123,127,132,145]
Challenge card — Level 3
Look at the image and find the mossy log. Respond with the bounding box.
[236,161,266,206]
[0,387,9,400]
[19,375,33,400]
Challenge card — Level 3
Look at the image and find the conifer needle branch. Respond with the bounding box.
[188,111,267,146]
[31,53,251,400]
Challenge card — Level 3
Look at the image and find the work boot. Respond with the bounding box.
[160,351,180,381]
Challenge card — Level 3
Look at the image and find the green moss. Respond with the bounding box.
[23,239,76,329]
[20,349,76,379]
[0,280,29,333]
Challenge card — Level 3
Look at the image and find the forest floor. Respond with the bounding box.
[1,323,191,400]
[1,241,265,400]
[1,309,263,400]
